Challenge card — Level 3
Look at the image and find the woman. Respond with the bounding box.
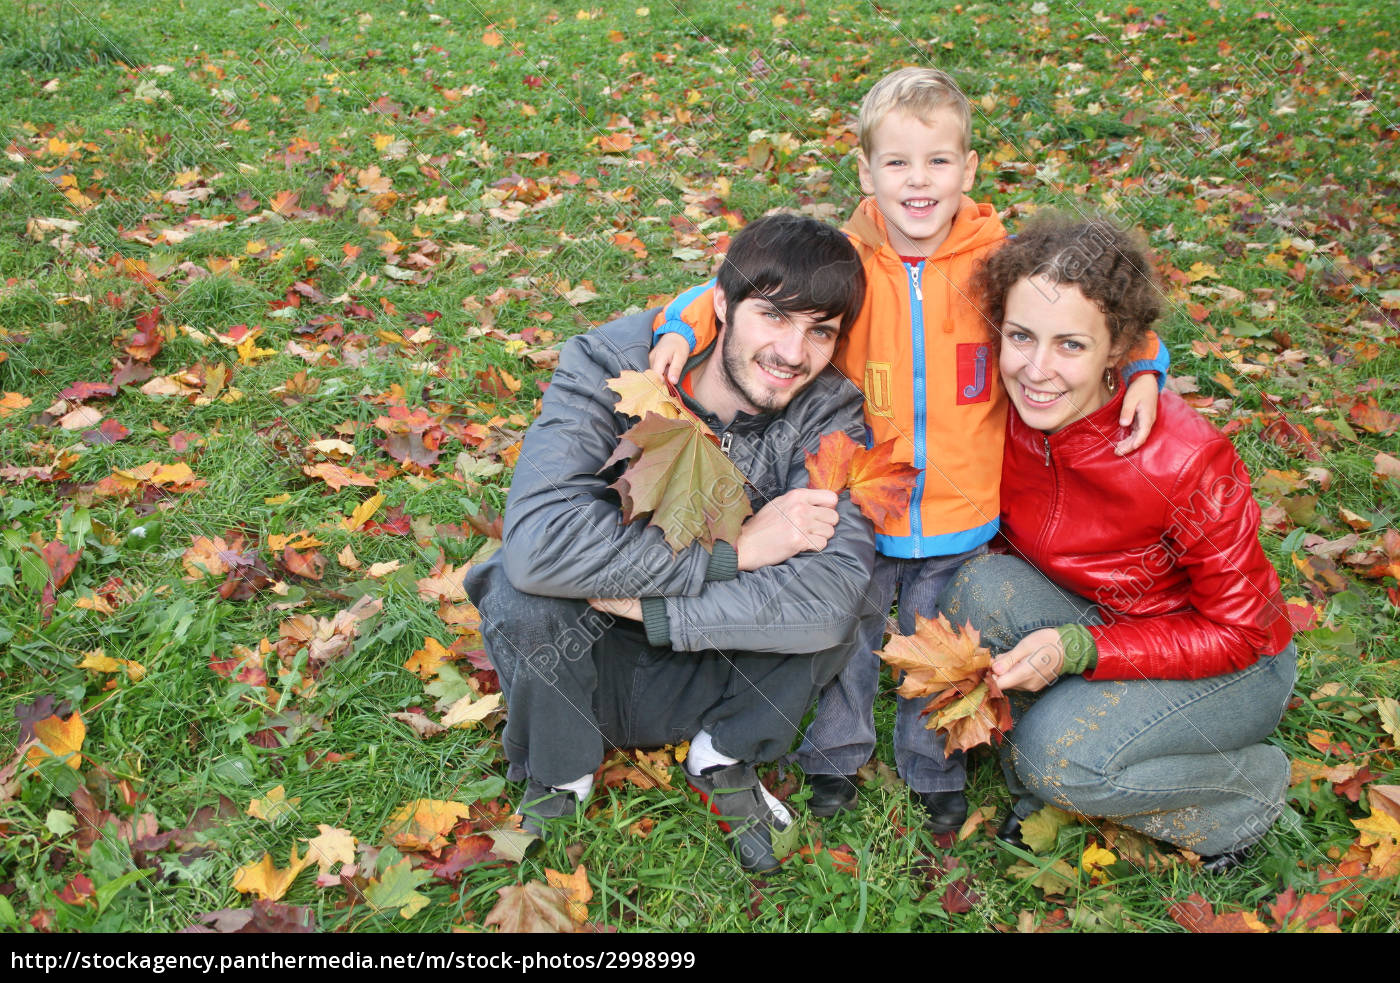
[939,215,1297,870]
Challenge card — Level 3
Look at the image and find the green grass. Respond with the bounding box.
[0,0,1397,934]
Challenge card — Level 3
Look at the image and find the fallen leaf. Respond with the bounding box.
[232,846,311,902]
[303,825,356,873]
[383,799,472,852]
[1168,893,1270,933]
[1018,805,1075,853]
[364,854,433,919]
[485,828,538,863]
[484,880,576,933]
[25,709,85,770]
[404,637,454,679]
[416,562,471,603]
[303,462,377,490]
[246,785,301,823]
[57,405,104,431]
[440,691,502,728]
[342,492,385,532]
[544,865,593,925]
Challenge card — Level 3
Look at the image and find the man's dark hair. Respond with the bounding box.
[715,212,866,337]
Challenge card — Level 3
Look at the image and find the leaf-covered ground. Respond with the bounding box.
[1,0,1397,933]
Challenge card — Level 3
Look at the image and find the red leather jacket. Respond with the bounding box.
[999,385,1293,680]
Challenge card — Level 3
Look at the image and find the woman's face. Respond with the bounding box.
[999,275,1120,434]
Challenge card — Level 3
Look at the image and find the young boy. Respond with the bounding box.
[649,67,1169,831]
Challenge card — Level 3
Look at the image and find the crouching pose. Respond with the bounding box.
[940,215,1296,870]
[467,214,878,872]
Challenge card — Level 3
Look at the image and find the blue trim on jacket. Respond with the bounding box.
[876,517,1000,559]
[653,280,712,351]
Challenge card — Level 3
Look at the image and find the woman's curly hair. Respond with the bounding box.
[970,213,1162,359]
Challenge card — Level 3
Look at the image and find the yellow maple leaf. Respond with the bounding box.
[441,691,502,728]
[544,865,593,925]
[1352,810,1400,877]
[232,846,311,901]
[78,649,123,673]
[342,492,385,532]
[1081,842,1117,877]
[404,637,453,679]
[247,785,302,823]
[303,824,357,873]
[383,799,472,852]
[416,562,470,603]
[606,369,688,421]
[0,392,31,417]
[26,711,85,770]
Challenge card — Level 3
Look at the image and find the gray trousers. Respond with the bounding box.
[939,553,1297,855]
[467,561,861,788]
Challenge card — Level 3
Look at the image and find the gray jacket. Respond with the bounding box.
[492,309,876,655]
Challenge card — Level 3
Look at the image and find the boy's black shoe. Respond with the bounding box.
[517,780,580,851]
[917,789,968,834]
[687,762,792,873]
[806,774,859,817]
[995,811,1027,850]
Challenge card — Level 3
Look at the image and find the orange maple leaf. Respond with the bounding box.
[804,431,919,531]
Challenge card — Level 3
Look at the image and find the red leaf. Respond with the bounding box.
[125,308,164,362]
[804,432,919,531]
[1168,893,1269,933]
[280,547,326,581]
[39,541,82,624]
[60,380,118,402]
[82,418,130,445]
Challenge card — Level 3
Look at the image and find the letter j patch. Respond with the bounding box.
[956,343,991,404]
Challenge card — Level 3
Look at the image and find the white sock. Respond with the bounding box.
[685,729,738,776]
[551,773,594,802]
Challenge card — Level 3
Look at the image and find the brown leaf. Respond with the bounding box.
[280,547,326,581]
[805,432,919,531]
[1168,893,1270,933]
[39,541,82,624]
[1368,784,1400,824]
[416,562,470,603]
[302,462,377,490]
[878,614,1012,755]
[1267,888,1342,932]
[484,880,576,933]
[544,865,593,925]
[125,308,165,362]
[606,412,752,552]
[804,430,861,492]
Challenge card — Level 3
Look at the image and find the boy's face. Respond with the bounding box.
[858,108,978,258]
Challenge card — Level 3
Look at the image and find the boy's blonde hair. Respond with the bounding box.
[858,67,973,156]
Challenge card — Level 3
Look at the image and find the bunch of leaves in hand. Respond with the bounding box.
[804,431,919,531]
[602,369,752,552]
[878,613,1013,755]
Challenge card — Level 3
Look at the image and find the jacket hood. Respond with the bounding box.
[844,195,1006,263]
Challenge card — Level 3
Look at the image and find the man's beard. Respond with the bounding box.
[718,326,803,415]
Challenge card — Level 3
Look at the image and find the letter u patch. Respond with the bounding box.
[863,361,894,418]
[955,343,991,404]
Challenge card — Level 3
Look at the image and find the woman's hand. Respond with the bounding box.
[649,334,692,385]
[1115,373,1160,456]
[991,627,1066,692]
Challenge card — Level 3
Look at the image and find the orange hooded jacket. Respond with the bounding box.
[653,196,1169,559]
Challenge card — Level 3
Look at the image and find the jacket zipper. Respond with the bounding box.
[1034,433,1058,560]
[720,431,733,456]
[906,261,927,557]
[1042,435,1051,466]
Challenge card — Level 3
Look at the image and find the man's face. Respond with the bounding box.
[712,287,841,416]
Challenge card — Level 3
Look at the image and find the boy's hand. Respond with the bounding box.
[1115,373,1161,456]
[735,488,840,571]
[649,333,691,385]
[588,596,642,621]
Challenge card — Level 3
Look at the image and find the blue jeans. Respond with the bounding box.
[938,554,1297,855]
[794,548,984,794]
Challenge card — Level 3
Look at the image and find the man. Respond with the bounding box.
[466,213,877,872]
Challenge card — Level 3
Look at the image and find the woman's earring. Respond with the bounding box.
[1104,369,1119,395]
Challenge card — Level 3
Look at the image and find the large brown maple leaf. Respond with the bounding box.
[878,613,1013,756]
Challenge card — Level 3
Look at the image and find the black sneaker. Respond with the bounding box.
[807,774,859,817]
[1198,845,1252,874]
[517,780,580,848]
[917,789,968,834]
[686,762,792,873]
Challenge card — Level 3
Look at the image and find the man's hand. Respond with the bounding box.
[1115,372,1161,456]
[735,488,840,572]
[990,627,1065,692]
[587,596,642,621]
[649,333,691,385]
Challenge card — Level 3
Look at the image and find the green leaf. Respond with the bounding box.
[364,855,433,919]
[424,663,473,707]
[46,808,77,836]
[96,869,152,913]
[1019,805,1075,853]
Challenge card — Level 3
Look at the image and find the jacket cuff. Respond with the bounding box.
[704,541,738,581]
[641,596,671,647]
[1057,623,1098,676]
